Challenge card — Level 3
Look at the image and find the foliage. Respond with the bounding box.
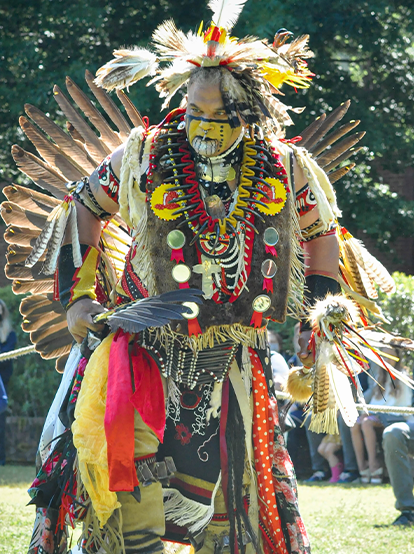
[0,285,60,417]
[1,0,414,254]
[378,272,414,366]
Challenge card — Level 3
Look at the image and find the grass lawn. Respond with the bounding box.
[1,466,413,553]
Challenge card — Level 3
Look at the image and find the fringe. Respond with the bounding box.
[149,323,268,353]
[130,208,157,296]
[76,457,125,554]
[163,473,221,535]
[287,187,306,320]
[166,377,181,419]
[308,407,339,434]
[119,126,147,229]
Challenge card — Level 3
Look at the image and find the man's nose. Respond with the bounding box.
[199,119,213,131]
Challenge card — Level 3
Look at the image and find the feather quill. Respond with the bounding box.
[208,0,248,31]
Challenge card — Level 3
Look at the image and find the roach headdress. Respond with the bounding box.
[94,0,314,131]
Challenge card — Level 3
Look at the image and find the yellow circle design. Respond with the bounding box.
[256,178,287,216]
[150,183,182,221]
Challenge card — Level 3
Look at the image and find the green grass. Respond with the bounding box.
[1,466,413,553]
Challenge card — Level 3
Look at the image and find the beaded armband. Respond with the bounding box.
[300,274,340,332]
[97,155,120,203]
[71,178,113,221]
[58,244,100,311]
[295,183,317,217]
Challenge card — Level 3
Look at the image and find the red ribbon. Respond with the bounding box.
[250,310,263,328]
[179,281,190,289]
[265,244,278,257]
[188,317,202,336]
[171,248,185,263]
[105,331,166,492]
[53,268,60,301]
[105,330,138,492]
[130,346,166,443]
[263,277,273,293]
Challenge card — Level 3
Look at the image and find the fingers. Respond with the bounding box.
[298,330,313,368]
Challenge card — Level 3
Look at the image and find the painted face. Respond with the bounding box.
[186,80,243,157]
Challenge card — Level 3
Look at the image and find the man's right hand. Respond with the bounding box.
[66,297,107,343]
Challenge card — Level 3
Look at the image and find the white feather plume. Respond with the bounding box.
[95,48,159,91]
[326,359,359,427]
[208,0,248,31]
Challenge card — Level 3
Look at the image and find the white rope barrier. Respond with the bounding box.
[356,403,414,415]
[0,344,37,361]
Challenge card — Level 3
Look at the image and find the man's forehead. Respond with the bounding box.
[187,82,224,105]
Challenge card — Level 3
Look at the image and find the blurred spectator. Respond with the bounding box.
[351,348,412,485]
[317,433,343,482]
[383,415,414,525]
[0,299,17,466]
[268,329,290,391]
[288,323,301,367]
[337,415,360,483]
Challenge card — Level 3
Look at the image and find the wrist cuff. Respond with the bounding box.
[58,244,100,310]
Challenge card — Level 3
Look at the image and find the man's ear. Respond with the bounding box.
[179,94,188,109]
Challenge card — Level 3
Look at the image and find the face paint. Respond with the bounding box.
[186,114,241,157]
[186,79,243,157]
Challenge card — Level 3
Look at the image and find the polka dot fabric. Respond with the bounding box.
[249,347,288,554]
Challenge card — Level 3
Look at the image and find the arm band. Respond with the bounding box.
[71,178,113,220]
[300,274,340,332]
[58,244,100,311]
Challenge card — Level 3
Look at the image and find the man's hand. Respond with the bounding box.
[66,298,107,343]
[298,329,314,368]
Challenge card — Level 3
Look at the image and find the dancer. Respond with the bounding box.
[1,1,400,552]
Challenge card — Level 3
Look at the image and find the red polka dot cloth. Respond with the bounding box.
[250,347,310,554]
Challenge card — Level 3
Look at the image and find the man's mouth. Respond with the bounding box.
[192,136,219,157]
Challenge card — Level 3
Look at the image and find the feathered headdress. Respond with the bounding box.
[94,0,314,130]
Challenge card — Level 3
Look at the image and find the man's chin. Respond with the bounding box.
[191,137,220,157]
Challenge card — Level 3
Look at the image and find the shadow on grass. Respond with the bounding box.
[0,464,35,486]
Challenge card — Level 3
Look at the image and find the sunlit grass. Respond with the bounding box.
[1,466,413,553]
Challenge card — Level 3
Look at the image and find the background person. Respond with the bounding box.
[0,299,17,466]
[352,349,412,484]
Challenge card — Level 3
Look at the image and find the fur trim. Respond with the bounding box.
[310,293,360,339]
[286,366,313,403]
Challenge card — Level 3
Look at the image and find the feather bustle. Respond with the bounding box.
[65,77,123,153]
[19,116,85,182]
[85,70,131,139]
[24,103,96,175]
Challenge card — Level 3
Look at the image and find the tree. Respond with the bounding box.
[1,0,414,254]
